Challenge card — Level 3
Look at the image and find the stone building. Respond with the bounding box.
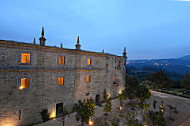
[0,28,127,126]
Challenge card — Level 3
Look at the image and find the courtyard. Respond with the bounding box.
[35,90,190,126]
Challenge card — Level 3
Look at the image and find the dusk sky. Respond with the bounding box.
[0,0,190,60]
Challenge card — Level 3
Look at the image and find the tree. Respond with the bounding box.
[124,112,142,126]
[103,94,112,118]
[137,103,151,125]
[125,87,136,110]
[57,108,68,126]
[135,84,151,104]
[126,75,139,88]
[117,90,126,113]
[147,110,166,126]
[125,75,139,110]
[72,98,95,126]
[181,73,190,89]
[159,101,164,113]
[146,70,173,89]
[141,80,157,89]
[111,116,120,126]
[153,100,157,110]
[167,104,174,120]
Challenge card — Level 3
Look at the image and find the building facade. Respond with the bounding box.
[0,28,127,126]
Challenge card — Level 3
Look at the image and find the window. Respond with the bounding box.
[87,58,91,65]
[118,61,120,67]
[19,78,30,89]
[21,53,30,63]
[113,74,116,83]
[19,110,21,120]
[86,75,91,82]
[58,77,64,85]
[59,56,65,64]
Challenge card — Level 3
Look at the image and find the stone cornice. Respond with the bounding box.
[0,40,123,58]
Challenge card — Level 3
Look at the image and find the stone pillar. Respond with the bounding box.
[39,27,46,46]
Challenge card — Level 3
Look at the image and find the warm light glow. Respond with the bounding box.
[58,77,64,85]
[86,75,91,82]
[49,109,56,118]
[20,78,30,89]
[161,109,164,112]
[3,124,14,126]
[21,53,30,63]
[119,106,122,110]
[19,86,24,90]
[108,94,111,98]
[118,61,120,67]
[118,90,122,94]
[59,56,65,64]
[113,74,116,82]
[87,58,91,65]
[88,119,93,125]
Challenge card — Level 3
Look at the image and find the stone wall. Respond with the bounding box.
[0,41,126,126]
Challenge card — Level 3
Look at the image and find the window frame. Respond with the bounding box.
[58,77,64,86]
[19,77,31,90]
[113,74,116,84]
[58,56,65,65]
[20,52,31,65]
[86,75,91,83]
[118,61,121,67]
[87,58,92,66]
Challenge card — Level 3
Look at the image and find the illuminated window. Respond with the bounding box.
[58,77,64,85]
[59,56,65,64]
[21,53,30,63]
[19,78,30,89]
[87,58,91,65]
[113,74,116,83]
[118,61,120,67]
[86,75,91,82]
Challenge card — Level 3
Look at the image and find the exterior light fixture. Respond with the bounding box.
[19,86,24,90]
[89,118,93,125]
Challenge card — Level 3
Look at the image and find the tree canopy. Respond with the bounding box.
[72,98,95,126]
[181,73,190,89]
[146,70,173,89]
[135,84,151,104]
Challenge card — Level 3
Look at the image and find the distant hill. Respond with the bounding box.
[126,55,190,83]
[178,55,190,62]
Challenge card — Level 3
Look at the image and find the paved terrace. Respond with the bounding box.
[35,90,190,126]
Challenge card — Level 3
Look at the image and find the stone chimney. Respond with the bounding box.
[75,36,81,50]
[39,27,46,46]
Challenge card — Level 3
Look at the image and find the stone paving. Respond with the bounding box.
[34,90,190,126]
